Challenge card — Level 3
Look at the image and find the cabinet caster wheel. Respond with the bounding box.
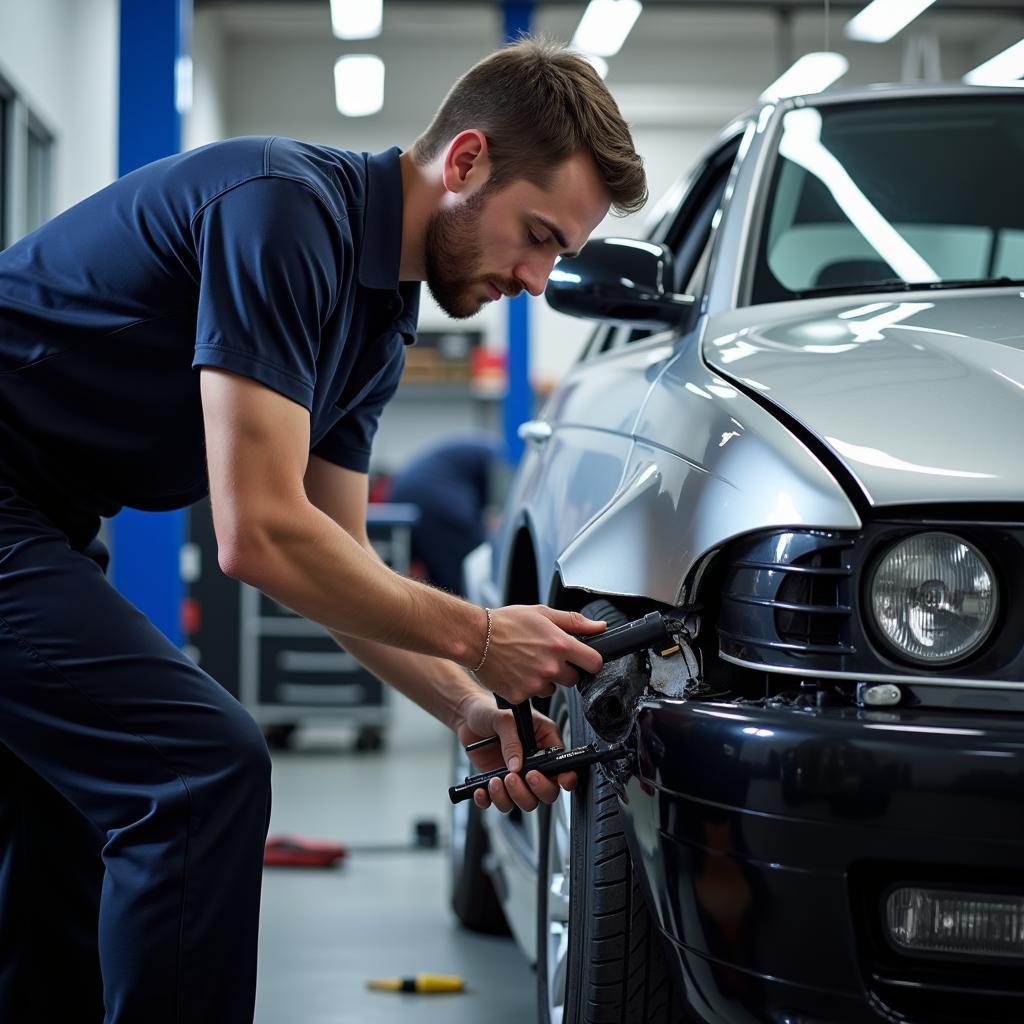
[355,726,385,752]
[264,723,297,750]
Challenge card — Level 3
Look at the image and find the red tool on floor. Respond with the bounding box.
[263,820,439,867]
[264,835,348,868]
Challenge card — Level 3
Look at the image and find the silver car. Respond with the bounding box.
[453,84,1024,1024]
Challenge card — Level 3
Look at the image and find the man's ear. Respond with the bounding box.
[441,130,490,195]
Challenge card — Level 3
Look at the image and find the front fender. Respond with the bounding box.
[557,336,861,605]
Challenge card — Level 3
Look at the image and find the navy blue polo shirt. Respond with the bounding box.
[0,137,418,541]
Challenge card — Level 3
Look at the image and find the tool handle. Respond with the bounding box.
[448,742,626,804]
[468,613,670,775]
[582,611,670,661]
[496,695,538,759]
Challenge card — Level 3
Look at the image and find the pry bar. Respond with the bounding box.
[449,610,679,805]
[448,740,628,804]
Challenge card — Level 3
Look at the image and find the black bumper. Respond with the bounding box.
[621,698,1024,1024]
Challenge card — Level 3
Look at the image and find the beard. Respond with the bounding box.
[423,188,499,320]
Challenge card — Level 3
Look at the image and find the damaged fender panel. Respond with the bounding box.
[556,337,861,606]
[495,338,679,602]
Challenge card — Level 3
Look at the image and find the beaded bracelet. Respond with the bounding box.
[472,606,493,674]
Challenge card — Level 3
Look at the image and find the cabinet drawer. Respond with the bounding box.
[257,635,384,708]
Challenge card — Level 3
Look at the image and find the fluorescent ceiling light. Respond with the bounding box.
[571,0,642,58]
[844,0,937,44]
[760,52,849,102]
[330,0,382,41]
[334,55,385,117]
[964,38,1024,85]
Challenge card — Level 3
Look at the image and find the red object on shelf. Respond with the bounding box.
[180,597,202,636]
[469,347,506,392]
[263,834,348,868]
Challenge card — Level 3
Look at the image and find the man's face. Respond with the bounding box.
[424,151,611,320]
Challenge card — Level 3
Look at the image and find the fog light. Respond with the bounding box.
[886,887,1024,958]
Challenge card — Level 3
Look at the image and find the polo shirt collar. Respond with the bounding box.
[358,147,405,292]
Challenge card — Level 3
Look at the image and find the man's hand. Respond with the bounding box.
[455,692,577,814]
[474,606,606,704]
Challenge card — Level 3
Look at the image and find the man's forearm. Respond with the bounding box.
[226,499,487,667]
[328,629,486,730]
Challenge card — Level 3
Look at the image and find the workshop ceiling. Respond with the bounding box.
[200,1,1024,43]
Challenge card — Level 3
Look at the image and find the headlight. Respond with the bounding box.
[869,532,997,666]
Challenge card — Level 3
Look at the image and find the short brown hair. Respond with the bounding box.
[412,38,647,216]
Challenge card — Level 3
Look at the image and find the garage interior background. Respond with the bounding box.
[2,0,1021,638]
[1,1,1023,1019]
[3,0,1022,466]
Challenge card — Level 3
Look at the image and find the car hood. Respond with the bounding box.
[702,289,1024,506]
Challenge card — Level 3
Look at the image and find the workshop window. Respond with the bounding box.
[25,114,52,235]
[0,70,54,250]
[0,79,10,248]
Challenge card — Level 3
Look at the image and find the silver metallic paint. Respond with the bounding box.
[555,324,861,605]
[487,84,1024,612]
[493,334,679,603]
[703,290,1024,506]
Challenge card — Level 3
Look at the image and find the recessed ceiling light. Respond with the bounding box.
[334,55,385,117]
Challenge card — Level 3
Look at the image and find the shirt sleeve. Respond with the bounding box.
[191,177,342,409]
[311,340,406,473]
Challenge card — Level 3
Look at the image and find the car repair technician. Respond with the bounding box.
[0,39,647,1024]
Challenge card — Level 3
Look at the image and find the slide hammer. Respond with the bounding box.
[448,611,681,804]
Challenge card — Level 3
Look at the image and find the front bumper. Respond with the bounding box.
[620,698,1024,1024]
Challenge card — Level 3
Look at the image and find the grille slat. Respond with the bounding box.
[726,559,850,577]
[718,531,856,662]
[717,628,851,656]
[726,594,852,615]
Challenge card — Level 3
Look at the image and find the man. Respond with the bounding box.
[387,434,503,594]
[0,38,647,1024]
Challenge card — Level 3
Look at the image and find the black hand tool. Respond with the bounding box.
[449,611,677,805]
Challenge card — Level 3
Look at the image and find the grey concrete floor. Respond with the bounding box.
[256,700,535,1024]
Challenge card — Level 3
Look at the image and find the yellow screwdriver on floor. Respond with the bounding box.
[366,973,466,994]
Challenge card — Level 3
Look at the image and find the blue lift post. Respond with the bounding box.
[502,1,534,466]
[111,0,191,645]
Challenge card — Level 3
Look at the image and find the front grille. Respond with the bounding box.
[718,530,856,667]
[775,546,849,647]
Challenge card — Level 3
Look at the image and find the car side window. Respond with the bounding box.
[665,139,741,297]
[613,138,742,351]
[577,324,612,360]
[579,135,744,360]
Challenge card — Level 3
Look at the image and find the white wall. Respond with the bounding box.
[183,7,228,152]
[0,0,118,220]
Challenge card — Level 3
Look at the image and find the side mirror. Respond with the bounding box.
[544,237,695,329]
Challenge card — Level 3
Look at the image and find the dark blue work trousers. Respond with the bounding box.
[0,485,273,1023]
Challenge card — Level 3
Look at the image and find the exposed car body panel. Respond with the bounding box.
[620,698,1024,1023]
[557,326,862,604]
[704,291,1024,507]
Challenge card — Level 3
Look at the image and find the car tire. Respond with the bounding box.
[449,734,511,935]
[537,600,682,1023]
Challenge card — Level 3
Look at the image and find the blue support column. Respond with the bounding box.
[111,0,191,644]
[502,1,534,465]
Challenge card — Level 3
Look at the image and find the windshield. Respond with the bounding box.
[751,96,1024,302]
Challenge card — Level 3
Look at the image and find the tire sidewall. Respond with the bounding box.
[537,599,630,1023]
